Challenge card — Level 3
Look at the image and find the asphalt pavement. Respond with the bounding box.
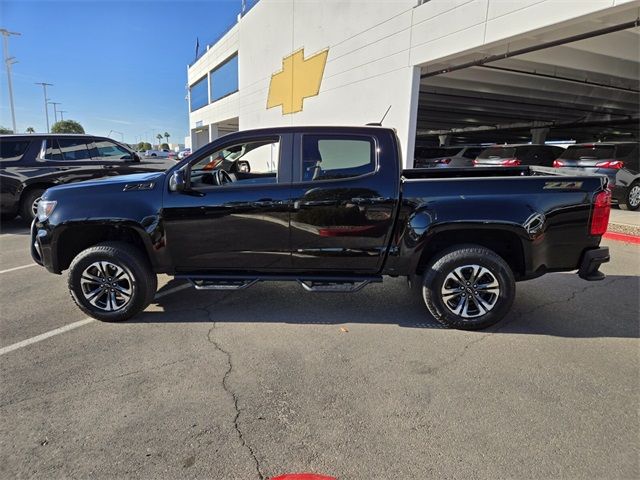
[0,218,638,479]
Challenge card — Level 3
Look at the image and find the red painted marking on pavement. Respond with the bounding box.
[603,231,640,245]
[271,474,337,480]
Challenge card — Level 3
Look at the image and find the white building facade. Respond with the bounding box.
[187,0,639,168]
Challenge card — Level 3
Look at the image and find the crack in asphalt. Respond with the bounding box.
[427,276,629,375]
[204,303,265,480]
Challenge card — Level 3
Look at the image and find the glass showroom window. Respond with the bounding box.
[210,54,238,102]
[190,76,208,111]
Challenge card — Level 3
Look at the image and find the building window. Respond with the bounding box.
[190,76,208,111]
[210,54,238,102]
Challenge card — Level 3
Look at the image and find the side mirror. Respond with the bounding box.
[237,160,250,173]
[169,169,186,192]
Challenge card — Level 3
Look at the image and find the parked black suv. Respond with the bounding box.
[0,134,174,221]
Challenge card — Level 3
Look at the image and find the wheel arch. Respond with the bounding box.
[411,224,528,279]
[19,182,54,203]
[53,222,157,273]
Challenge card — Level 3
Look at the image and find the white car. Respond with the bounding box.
[145,149,171,158]
[177,148,191,160]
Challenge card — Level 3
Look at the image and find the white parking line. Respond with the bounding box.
[0,282,192,356]
[0,318,95,356]
[0,264,37,274]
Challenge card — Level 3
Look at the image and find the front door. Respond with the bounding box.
[162,134,293,271]
[289,132,399,273]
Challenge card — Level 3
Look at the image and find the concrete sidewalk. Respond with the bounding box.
[609,208,640,236]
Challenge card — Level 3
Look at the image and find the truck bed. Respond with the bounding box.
[402,166,565,179]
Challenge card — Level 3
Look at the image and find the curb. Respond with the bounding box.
[603,231,640,245]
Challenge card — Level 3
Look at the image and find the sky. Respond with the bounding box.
[0,0,246,144]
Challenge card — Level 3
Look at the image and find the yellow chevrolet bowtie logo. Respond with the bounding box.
[267,48,329,115]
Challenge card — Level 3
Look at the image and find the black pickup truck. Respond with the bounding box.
[30,126,611,329]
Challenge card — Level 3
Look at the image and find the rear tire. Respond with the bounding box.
[20,188,45,222]
[421,244,515,330]
[619,181,640,211]
[68,241,157,322]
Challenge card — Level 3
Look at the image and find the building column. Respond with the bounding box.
[531,127,550,144]
[403,66,422,169]
[438,134,451,147]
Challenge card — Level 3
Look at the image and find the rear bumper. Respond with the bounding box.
[578,247,609,281]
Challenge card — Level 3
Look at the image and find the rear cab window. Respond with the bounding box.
[301,135,376,181]
[0,139,31,162]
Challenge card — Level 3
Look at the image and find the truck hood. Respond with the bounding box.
[46,171,166,193]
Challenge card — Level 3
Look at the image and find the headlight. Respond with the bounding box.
[37,200,57,222]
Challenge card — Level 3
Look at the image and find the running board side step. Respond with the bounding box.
[177,274,382,292]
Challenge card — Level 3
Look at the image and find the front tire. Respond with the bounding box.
[68,241,157,322]
[20,188,45,222]
[421,244,515,330]
[619,181,640,211]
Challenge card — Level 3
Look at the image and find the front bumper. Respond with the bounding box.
[30,219,58,273]
[30,219,43,266]
[578,247,609,281]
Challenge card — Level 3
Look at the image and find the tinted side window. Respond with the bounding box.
[302,135,375,181]
[58,139,92,161]
[615,144,637,158]
[94,140,131,160]
[0,139,30,162]
[44,139,63,160]
[462,148,483,159]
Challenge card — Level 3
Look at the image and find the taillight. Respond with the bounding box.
[472,159,478,166]
[435,158,452,164]
[594,160,624,169]
[590,190,611,235]
[553,160,565,168]
[500,158,521,166]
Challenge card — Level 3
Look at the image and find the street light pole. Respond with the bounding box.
[48,101,61,123]
[59,110,67,121]
[0,29,21,133]
[35,82,53,132]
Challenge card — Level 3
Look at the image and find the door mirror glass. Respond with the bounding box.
[236,160,250,173]
[169,169,186,192]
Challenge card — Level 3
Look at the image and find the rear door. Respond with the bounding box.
[40,137,114,183]
[289,132,399,273]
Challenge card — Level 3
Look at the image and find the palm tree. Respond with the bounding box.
[164,132,170,146]
[26,127,35,133]
[156,133,163,148]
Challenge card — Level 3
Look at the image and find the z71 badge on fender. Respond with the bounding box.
[543,181,584,189]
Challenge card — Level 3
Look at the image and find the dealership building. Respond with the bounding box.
[187,0,639,168]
